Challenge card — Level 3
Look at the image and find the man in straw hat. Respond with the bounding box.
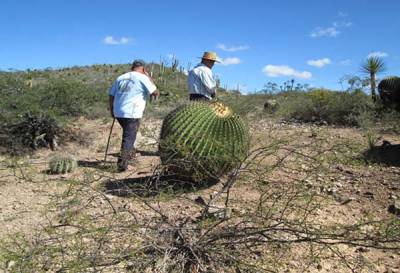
[108,59,159,172]
[188,51,219,101]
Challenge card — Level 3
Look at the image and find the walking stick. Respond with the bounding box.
[104,118,116,163]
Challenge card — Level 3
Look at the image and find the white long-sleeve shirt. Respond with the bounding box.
[188,63,216,99]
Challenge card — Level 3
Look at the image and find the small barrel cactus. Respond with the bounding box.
[49,154,77,174]
[159,102,249,181]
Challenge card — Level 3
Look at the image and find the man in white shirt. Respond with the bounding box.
[109,59,159,172]
[188,51,219,101]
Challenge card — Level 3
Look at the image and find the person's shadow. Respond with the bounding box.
[78,150,159,172]
[364,141,400,167]
[103,172,219,198]
[136,149,159,157]
[77,160,117,172]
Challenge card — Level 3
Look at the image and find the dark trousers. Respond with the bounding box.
[189,94,211,101]
[117,118,140,163]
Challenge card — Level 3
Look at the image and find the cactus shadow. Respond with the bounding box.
[104,173,219,198]
[364,142,400,167]
[136,149,160,157]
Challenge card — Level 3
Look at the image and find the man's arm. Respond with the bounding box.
[200,70,217,98]
[109,95,114,118]
[143,69,160,100]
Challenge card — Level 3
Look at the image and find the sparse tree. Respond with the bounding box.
[361,56,386,101]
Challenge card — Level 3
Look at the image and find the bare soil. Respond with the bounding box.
[0,117,399,272]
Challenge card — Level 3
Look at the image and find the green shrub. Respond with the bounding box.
[1,113,60,154]
[276,89,372,125]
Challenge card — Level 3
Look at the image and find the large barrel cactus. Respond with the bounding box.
[159,102,249,181]
[378,76,400,107]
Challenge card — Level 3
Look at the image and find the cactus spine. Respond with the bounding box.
[159,102,249,181]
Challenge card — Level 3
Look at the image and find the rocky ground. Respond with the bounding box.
[0,117,399,272]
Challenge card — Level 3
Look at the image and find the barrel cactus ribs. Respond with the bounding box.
[49,154,77,174]
[378,76,400,107]
[159,102,249,181]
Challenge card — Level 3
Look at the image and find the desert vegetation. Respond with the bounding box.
[0,59,399,272]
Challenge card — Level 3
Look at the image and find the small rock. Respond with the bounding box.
[389,193,398,200]
[340,197,355,205]
[364,192,374,199]
[334,182,343,188]
[7,260,16,270]
[356,247,370,253]
[327,187,338,195]
[194,196,207,207]
[388,200,400,216]
[385,267,399,273]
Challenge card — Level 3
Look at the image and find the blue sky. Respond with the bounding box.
[1,0,399,93]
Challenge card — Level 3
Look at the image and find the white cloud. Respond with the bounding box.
[307,58,331,68]
[103,36,132,45]
[216,43,249,52]
[338,11,348,17]
[339,59,351,65]
[310,27,340,38]
[367,51,389,58]
[343,21,353,27]
[262,65,312,79]
[333,21,353,28]
[218,57,241,66]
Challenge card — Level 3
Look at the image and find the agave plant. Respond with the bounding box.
[361,56,386,101]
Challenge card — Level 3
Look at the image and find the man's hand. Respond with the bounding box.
[150,90,160,102]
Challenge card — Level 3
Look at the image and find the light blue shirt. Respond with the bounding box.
[109,71,157,119]
[188,63,216,99]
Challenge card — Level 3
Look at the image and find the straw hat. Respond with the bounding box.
[199,51,220,63]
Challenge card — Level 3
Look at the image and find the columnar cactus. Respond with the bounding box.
[159,102,249,181]
[49,154,77,174]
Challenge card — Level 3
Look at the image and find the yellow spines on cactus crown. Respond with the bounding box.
[210,102,232,118]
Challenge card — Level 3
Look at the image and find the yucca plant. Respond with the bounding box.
[361,56,386,101]
[48,154,77,174]
[159,102,249,182]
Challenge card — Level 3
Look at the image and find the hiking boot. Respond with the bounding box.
[117,158,128,172]
[117,149,139,172]
[117,150,131,172]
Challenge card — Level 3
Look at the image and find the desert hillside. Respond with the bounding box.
[0,64,399,273]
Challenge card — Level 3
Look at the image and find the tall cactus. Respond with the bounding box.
[159,102,249,181]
